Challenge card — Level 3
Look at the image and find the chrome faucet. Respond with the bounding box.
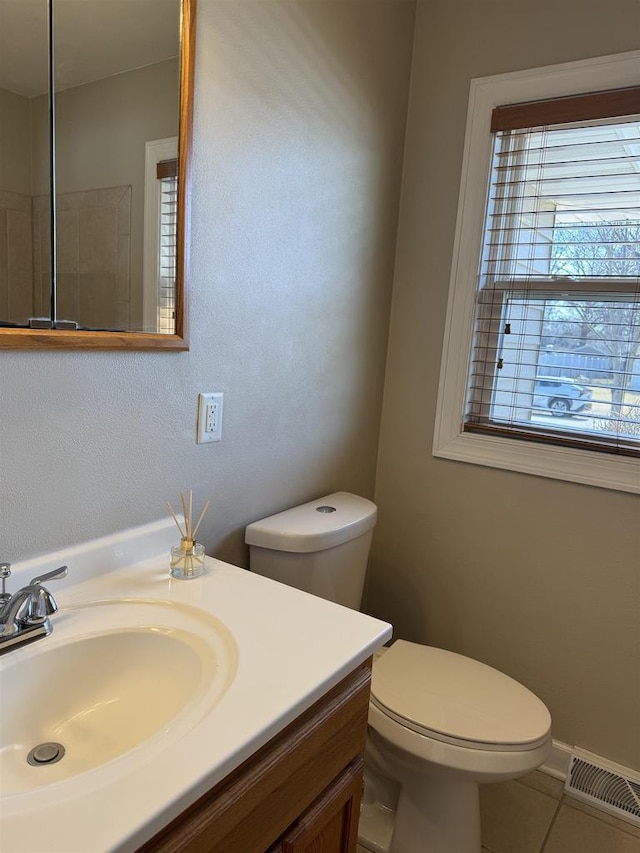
[0,564,68,654]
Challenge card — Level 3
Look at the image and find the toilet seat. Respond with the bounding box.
[370,640,551,752]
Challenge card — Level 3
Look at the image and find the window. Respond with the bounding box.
[143,137,178,334]
[156,159,178,335]
[434,52,640,493]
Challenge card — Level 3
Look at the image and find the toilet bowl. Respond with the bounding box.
[364,641,551,852]
[245,493,552,853]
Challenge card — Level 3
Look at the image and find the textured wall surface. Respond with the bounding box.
[368,0,640,770]
[0,0,415,565]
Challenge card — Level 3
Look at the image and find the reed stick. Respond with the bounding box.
[166,502,186,538]
[191,500,210,540]
[180,492,188,538]
[169,490,210,546]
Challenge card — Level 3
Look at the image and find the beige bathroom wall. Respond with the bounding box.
[368,0,640,770]
[0,88,32,196]
[0,1,415,571]
[29,95,49,200]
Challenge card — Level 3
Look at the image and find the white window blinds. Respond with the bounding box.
[157,160,178,335]
[466,88,640,456]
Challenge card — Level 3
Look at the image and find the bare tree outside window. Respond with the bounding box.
[543,221,640,433]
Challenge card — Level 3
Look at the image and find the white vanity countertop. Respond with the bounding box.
[0,521,391,853]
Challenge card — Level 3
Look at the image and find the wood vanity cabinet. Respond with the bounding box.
[138,660,371,853]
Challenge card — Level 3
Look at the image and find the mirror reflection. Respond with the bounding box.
[0,0,50,328]
[0,0,181,334]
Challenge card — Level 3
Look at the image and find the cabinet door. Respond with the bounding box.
[276,758,364,853]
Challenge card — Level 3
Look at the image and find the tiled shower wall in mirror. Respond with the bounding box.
[0,189,33,323]
[0,185,131,330]
[33,187,132,329]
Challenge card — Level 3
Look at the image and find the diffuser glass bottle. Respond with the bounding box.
[167,491,209,579]
[170,538,205,579]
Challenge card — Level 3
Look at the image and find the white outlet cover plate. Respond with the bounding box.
[197,392,223,443]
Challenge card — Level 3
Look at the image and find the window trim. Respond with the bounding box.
[433,50,640,494]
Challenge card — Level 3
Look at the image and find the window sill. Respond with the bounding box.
[433,428,640,494]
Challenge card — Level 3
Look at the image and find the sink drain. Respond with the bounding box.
[27,742,65,766]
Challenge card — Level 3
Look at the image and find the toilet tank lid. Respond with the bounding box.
[245,492,377,553]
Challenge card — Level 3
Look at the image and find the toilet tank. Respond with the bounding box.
[245,492,377,610]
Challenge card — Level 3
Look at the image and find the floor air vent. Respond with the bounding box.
[565,749,640,827]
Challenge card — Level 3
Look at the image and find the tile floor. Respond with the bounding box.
[358,769,640,853]
[480,769,640,853]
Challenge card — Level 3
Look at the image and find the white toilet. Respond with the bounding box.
[245,492,552,853]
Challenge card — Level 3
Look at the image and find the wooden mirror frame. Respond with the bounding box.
[0,0,195,351]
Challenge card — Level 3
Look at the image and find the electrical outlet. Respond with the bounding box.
[197,392,223,443]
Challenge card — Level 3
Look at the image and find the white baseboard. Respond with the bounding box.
[540,739,572,781]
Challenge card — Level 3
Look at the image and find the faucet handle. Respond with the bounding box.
[16,566,68,625]
[30,565,68,586]
[0,563,11,605]
[21,587,59,624]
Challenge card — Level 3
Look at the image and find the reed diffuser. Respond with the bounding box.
[167,491,210,579]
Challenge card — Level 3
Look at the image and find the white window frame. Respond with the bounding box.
[433,50,640,494]
[143,137,178,333]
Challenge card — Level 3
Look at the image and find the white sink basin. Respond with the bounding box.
[0,522,391,853]
[0,599,237,797]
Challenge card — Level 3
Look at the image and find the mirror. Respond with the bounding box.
[0,0,194,349]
